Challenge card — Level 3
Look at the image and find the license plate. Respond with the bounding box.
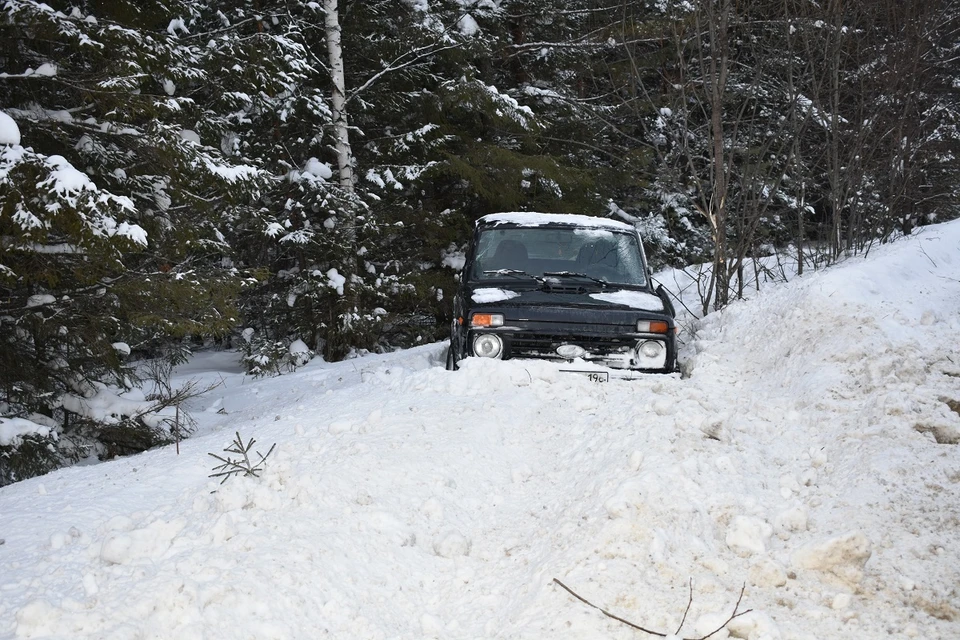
[561,369,609,383]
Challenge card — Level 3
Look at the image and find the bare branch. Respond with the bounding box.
[697,584,751,640]
[345,42,464,105]
[553,578,666,636]
[553,578,752,640]
[344,11,473,106]
[676,577,694,635]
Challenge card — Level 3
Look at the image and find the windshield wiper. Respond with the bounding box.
[482,269,544,283]
[542,271,611,288]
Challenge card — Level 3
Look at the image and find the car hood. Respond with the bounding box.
[467,284,665,315]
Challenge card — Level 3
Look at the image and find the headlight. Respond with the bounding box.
[637,340,664,359]
[473,334,503,358]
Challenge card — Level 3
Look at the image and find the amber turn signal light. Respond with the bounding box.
[637,320,669,333]
[470,313,504,327]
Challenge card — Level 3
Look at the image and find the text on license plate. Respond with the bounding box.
[561,369,609,383]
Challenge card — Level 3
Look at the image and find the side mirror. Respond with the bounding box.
[655,284,676,317]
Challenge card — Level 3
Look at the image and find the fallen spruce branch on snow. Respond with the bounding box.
[553,578,751,639]
[208,432,276,484]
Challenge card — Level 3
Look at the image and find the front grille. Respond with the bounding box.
[508,333,635,359]
[540,283,588,294]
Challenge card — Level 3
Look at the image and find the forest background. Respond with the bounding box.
[1,0,958,482]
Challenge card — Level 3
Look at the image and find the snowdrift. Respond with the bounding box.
[1,222,959,639]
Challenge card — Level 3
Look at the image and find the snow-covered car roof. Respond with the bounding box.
[477,212,634,231]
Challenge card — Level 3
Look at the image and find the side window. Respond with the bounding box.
[471,232,498,278]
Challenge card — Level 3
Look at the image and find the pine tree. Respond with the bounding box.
[0,0,270,477]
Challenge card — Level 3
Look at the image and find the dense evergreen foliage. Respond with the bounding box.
[2,0,958,482]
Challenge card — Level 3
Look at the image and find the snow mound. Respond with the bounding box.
[3,222,960,639]
[0,111,21,145]
[725,515,773,556]
[792,531,873,587]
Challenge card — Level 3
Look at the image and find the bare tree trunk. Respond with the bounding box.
[827,0,843,260]
[784,0,804,277]
[797,178,805,276]
[706,0,731,311]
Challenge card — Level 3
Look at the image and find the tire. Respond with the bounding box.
[445,344,458,371]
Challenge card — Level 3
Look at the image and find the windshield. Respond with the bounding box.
[470,226,648,286]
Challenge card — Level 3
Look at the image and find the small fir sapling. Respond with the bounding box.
[208,432,276,483]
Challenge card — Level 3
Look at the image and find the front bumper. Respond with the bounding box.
[466,326,674,372]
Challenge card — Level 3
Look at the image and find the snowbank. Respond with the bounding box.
[1,223,959,639]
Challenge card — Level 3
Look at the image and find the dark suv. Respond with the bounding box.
[447,212,677,374]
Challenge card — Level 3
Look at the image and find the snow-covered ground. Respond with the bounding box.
[2,222,959,640]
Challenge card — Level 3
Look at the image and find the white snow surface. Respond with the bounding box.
[0,418,51,447]
[471,287,521,303]
[179,129,201,145]
[25,294,55,308]
[303,157,332,180]
[590,289,664,311]
[441,249,466,271]
[110,342,131,356]
[0,112,21,146]
[326,268,346,295]
[61,384,176,432]
[2,222,960,639]
[457,14,480,36]
[43,155,109,198]
[288,339,309,355]
[480,211,634,231]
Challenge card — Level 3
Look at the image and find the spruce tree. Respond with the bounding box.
[0,0,268,479]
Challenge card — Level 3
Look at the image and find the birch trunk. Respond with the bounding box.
[323,0,358,360]
[324,0,356,242]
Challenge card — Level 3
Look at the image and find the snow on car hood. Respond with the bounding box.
[589,289,664,311]
[469,286,664,312]
[471,288,521,303]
